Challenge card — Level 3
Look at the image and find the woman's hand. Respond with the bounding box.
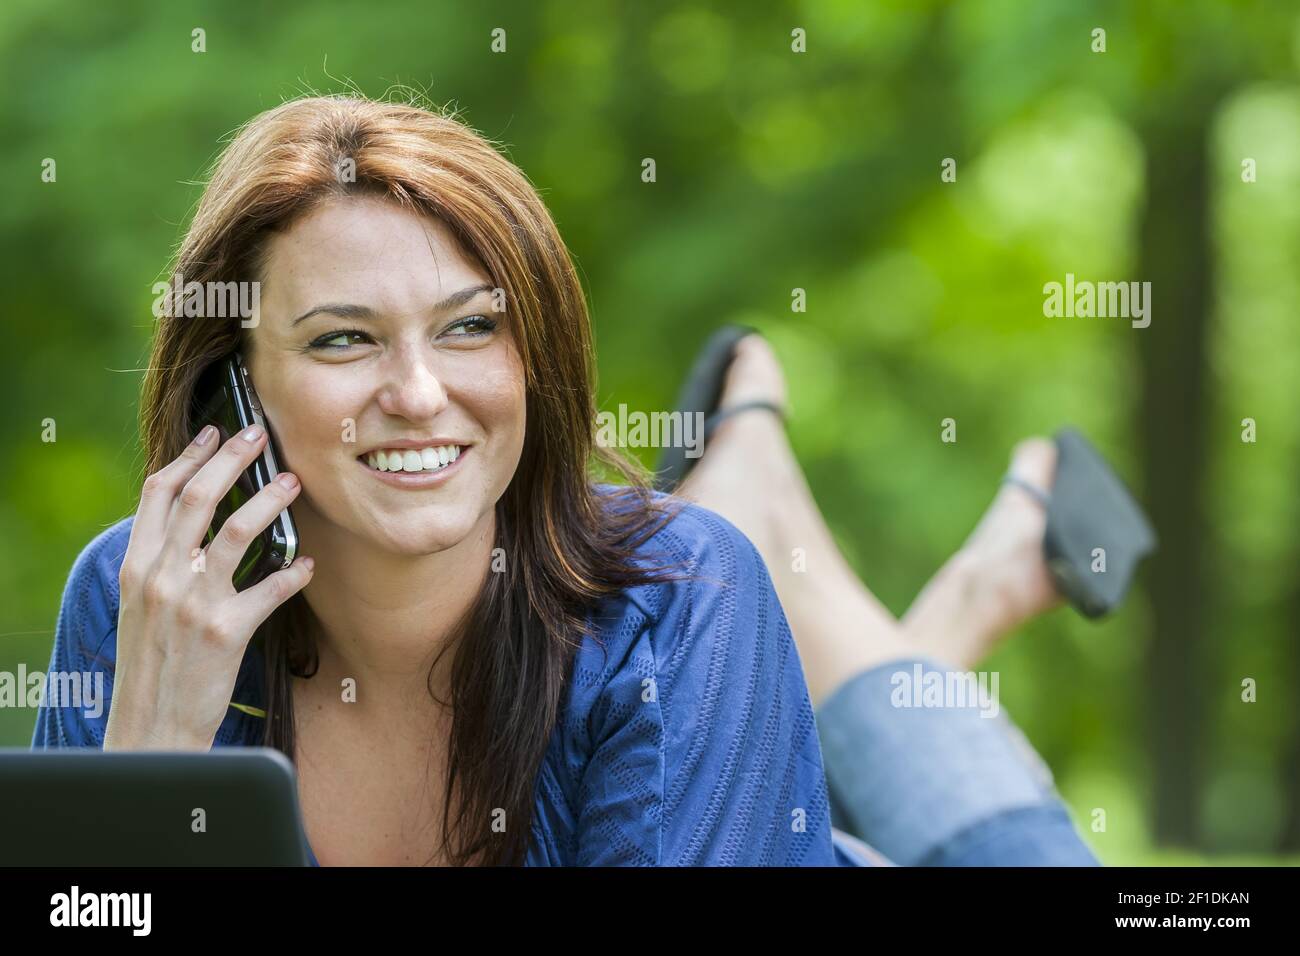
[103,423,314,751]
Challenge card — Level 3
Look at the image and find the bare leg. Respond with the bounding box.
[677,336,911,707]
[678,335,1062,709]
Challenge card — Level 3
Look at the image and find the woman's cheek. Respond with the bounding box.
[267,379,354,477]
[490,379,528,460]
[449,355,523,427]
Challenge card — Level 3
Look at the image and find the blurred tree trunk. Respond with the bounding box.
[1134,111,1216,848]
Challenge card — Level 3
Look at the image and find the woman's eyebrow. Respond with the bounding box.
[291,302,375,326]
[290,283,495,327]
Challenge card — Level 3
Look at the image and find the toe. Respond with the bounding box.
[1009,436,1058,491]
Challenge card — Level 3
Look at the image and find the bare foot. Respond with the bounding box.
[903,439,1064,669]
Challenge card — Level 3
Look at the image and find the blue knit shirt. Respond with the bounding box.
[31,495,845,866]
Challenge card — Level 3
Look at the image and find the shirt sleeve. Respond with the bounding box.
[574,506,837,866]
[29,522,127,750]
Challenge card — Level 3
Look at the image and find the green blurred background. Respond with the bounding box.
[2,0,1298,864]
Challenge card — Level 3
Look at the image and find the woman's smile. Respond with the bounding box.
[356,442,469,488]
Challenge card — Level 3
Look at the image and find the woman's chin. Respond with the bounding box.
[301,492,494,558]
[361,513,486,557]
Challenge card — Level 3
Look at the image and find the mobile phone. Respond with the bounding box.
[190,352,299,591]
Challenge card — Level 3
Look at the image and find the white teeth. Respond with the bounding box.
[364,445,462,474]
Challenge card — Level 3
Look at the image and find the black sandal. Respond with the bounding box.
[1003,427,1157,618]
[652,325,785,493]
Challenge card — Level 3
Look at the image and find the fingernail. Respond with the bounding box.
[242,424,265,441]
[276,472,299,490]
[194,425,216,446]
[301,557,315,572]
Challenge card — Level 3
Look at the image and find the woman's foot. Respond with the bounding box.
[903,439,1064,669]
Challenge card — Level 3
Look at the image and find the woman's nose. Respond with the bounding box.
[375,349,450,421]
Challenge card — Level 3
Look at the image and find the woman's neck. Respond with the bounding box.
[294,507,496,726]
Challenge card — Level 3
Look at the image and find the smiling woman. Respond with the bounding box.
[30,94,842,867]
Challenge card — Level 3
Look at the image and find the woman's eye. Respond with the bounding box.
[309,330,369,349]
[444,315,498,337]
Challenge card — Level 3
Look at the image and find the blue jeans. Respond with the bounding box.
[815,657,1100,866]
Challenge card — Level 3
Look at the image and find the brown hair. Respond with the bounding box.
[139,94,676,865]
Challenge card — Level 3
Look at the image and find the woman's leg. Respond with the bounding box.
[678,334,1062,699]
[677,335,910,706]
[678,334,1098,865]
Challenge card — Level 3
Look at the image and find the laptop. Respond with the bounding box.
[1,748,311,866]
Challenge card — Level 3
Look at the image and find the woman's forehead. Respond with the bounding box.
[259,196,491,321]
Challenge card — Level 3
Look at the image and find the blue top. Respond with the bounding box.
[30,496,850,866]
[31,491,1099,867]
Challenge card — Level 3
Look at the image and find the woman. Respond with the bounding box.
[33,94,1095,866]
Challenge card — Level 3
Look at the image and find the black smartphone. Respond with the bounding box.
[190,352,299,591]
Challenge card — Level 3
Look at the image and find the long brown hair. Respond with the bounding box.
[139,94,677,865]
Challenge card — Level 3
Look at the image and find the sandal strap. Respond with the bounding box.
[1000,473,1051,508]
[703,400,786,441]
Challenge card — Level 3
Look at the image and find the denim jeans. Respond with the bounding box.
[815,657,1100,866]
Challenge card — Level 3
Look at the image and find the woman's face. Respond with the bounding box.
[245,195,526,557]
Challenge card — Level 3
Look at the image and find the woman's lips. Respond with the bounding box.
[356,445,468,488]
